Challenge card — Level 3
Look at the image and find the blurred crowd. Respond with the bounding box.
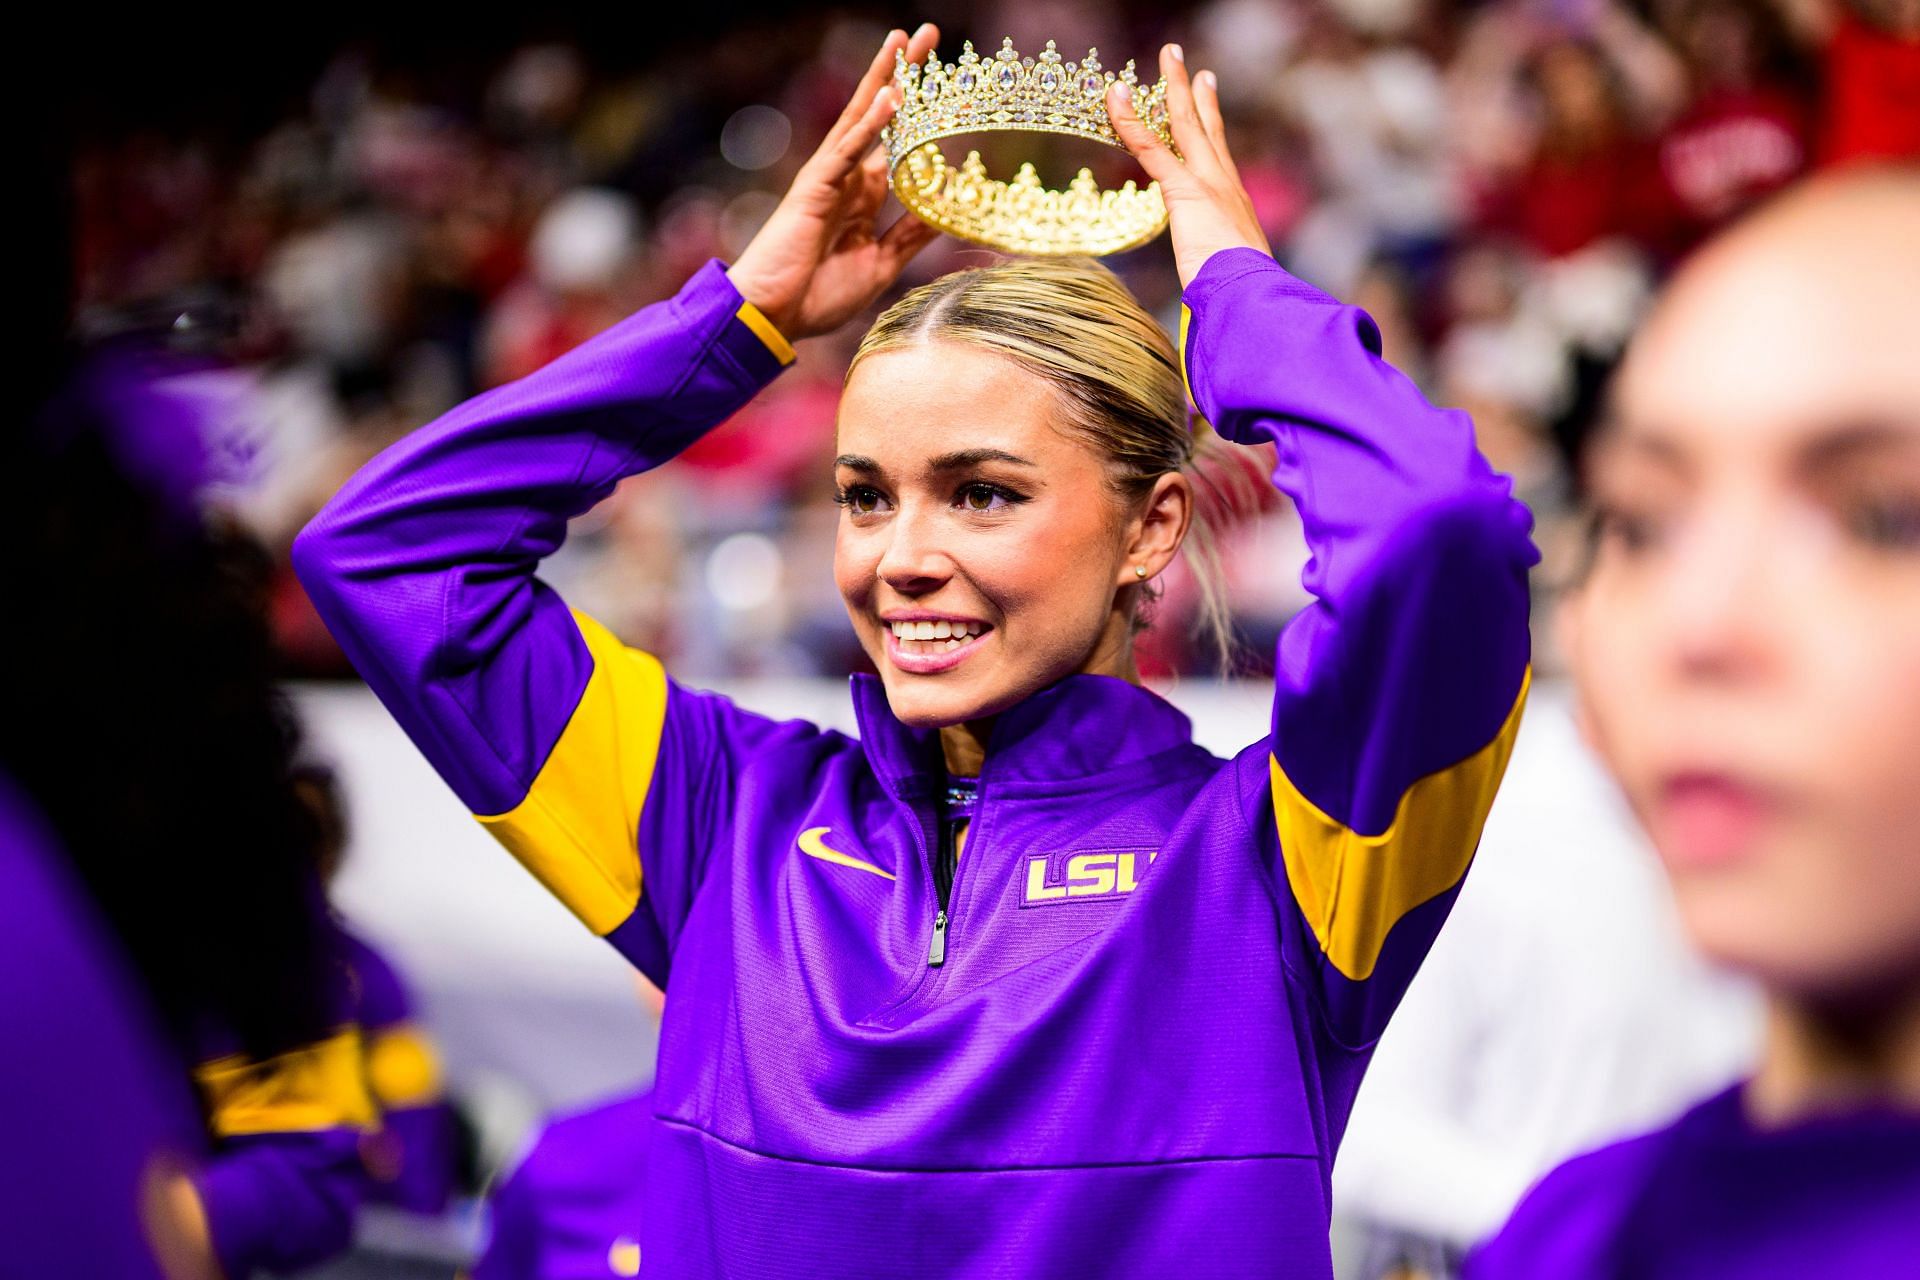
[71,0,1920,680]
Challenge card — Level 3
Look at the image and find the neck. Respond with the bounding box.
[1745,977,1920,1126]
[939,718,992,778]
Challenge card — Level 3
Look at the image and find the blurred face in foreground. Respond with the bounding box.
[1567,172,1920,1001]
[833,343,1182,731]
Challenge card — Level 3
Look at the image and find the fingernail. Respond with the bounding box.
[1169,43,1184,63]
[1198,69,1216,89]
[914,21,935,36]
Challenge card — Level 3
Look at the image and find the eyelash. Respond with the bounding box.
[832,482,1030,517]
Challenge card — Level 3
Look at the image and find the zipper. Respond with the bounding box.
[928,909,948,966]
[927,811,961,967]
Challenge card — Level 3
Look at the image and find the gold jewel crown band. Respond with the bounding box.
[882,38,1178,257]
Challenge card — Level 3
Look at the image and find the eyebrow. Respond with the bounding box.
[1798,421,1920,471]
[1589,427,1688,476]
[834,448,1040,474]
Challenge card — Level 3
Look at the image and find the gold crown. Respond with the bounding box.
[882,38,1177,257]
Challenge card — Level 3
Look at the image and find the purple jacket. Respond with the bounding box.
[472,1091,653,1280]
[0,777,197,1280]
[1466,1084,1920,1278]
[295,247,1535,1277]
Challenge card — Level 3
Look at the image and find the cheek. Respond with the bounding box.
[985,502,1122,620]
[833,524,873,604]
[1567,577,1660,800]
[1774,591,1920,987]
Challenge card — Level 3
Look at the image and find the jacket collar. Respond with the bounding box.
[847,670,1198,799]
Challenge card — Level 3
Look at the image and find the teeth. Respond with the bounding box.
[890,619,985,641]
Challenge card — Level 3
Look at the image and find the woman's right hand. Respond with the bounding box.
[1105,44,1271,290]
[726,24,943,343]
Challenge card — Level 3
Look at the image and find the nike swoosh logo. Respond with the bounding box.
[797,826,896,882]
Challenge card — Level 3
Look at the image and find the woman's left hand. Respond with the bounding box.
[1105,45,1271,289]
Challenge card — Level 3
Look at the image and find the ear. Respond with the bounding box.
[1117,472,1194,585]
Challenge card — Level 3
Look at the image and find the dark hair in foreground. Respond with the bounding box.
[1,362,335,1066]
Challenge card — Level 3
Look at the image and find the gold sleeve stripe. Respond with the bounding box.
[1271,667,1531,982]
[1177,303,1194,404]
[195,1029,377,1137]
[735,300,797,367]
[364,1024,445,1109]
[475,611,667,935]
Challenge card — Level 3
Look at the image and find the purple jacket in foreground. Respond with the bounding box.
[0,777,196,1280]
[1466,1084,1920,1278]
[472,1091,653,1280]
[295,247,1536,1277]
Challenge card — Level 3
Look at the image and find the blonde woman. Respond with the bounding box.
[296,26,1535,1277]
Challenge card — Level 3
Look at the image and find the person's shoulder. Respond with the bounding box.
[1464,1101,1700,1279]
[511,1090,655,1198]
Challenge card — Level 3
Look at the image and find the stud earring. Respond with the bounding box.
[1134,565,1148,579]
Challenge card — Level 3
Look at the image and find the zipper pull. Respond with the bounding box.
[928,909,948,967]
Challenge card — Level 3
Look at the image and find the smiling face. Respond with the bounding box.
[834,342,1171,729]
[1567,172,1920,1000]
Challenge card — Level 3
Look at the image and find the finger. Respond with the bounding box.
[1191,69,1241,186]
[826,29,909,149]
[1104,80,1188,189]
[878,208,942,271]
[845,143,891,225]
[903,21,939,68]
[819,84,901,180]
[1158,43,1227,183]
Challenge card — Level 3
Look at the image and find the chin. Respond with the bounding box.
[1681,892,1920,1005]
[881,678,987,728]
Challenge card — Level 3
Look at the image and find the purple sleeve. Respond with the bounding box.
[292,259,817,981]
[1181,248,1536,1046]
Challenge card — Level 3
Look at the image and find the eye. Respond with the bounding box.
[1592,502,1664,557]
[957,482,1025,513]
[833,485,888,516]
[1844,497,1920,550]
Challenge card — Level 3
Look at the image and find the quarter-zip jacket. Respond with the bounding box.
[295,247,1536,1277]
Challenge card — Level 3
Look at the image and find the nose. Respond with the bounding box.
[875,501,953,594]
[1658,495,1782,686]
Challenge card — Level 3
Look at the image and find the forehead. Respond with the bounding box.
[836,343,1075,459]
[1615,213,1920,460]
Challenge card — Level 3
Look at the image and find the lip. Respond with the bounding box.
[882,620,993,675]
[1652,770,1780,870]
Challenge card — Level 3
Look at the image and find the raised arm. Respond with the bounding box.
[1111,48,1536,1047]
[293,25,943,975]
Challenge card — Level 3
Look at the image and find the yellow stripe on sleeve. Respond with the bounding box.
[735,300,797,367]
[364,1024,445,1109]
[474,611,668,935]
[195,1029,378,1137]
[1177,303,1194,405]
[1271,667,1531,981]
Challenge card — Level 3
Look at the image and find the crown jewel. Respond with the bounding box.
[882,38,1177,257]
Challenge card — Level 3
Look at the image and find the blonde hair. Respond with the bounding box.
[849,257,1255,676]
